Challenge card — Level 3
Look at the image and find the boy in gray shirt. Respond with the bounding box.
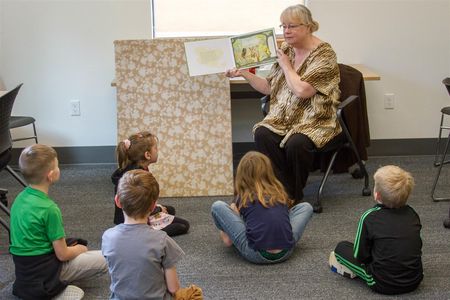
[102,170,186,299]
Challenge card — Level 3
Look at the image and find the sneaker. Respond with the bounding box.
[328,251,356,279]
[53,285,84,300]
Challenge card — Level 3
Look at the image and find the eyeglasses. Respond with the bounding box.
[279,24,304,30]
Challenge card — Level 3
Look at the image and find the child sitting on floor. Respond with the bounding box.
[10,144,107,299]
[111,131,189,236]
[329,165,423,295]
[211,151,313,264]
[102,170,202,299]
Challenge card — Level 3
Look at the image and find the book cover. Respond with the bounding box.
[184,28,277,77]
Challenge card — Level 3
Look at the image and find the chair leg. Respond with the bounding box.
[0,200,11,243]
[356,160,371,197]
[0,217,10,240]
[434,113,444,166]
[0,189,7,207]
[0,199,10,217]
[6,165,27,187]
[32,122,38,143]
[431,132,450,202]
[344,139,371,197]
[314,150,339,213]
[434,114,450,166]
[338,116,371,198]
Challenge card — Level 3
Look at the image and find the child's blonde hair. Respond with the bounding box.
[235,151,291,209]
[19,144,57,185]
[116,131,158,170]
[117,169,159,219]
[373,165,415,208]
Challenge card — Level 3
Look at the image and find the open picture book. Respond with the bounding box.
[184,28,278,77]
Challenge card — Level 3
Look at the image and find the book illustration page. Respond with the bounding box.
[231,28,277,69]
[184,38,234,76]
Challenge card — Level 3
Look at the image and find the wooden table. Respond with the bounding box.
[111,64,380,88]
[231,64,380,84]
[348,64,380,80]
[230,64,380,99]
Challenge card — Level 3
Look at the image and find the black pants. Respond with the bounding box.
[334,241,420,295]
[150,205,190,236]
[162,216,190,237]
[114,204,189,236]
[254,127,315,204]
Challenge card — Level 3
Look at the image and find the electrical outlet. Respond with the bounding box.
[70,100,81,116]
[384,93,395,109]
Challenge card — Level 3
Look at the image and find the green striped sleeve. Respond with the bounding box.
[353,206,381,258]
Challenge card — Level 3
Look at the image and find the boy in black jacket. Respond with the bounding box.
[329,165,423,295]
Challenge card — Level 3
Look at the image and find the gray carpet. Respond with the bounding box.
[1,155,449,299]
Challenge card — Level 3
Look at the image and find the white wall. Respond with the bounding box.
[0,0,151,147]
[1,0,449,148]
[309,0,450,139]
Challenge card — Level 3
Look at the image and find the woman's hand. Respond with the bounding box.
[225,68,242,78]
[276,48,292,71]
[227,67,271,95]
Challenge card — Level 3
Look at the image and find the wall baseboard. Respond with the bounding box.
[367,138,442,156]
[10,138,445,165]
[11,146,116,165]
[233,138,443,162]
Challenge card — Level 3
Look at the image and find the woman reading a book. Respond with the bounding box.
[225,4,341,212]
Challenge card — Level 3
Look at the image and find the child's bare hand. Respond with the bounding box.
[72,244,88,254]
[230,203,239,214]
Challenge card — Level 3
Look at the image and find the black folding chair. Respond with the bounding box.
[261,94,371,212]
[0,84,28,238]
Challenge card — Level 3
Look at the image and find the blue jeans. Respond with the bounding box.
[211,201,313,264]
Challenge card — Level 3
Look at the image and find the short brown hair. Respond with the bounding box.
[117,169,159,219]
[19,144,57,184]
[373,165,415,208]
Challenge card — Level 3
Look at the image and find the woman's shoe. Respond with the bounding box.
[444,217,450,229]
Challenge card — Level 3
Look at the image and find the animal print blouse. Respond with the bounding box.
[253,42,341,148]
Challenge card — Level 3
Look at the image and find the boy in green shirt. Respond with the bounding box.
[9,144,107,299]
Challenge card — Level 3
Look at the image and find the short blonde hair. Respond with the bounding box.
[19,144,57,185]
[373,165,414,208]
[117,169,159,219]
[280,4,319,33]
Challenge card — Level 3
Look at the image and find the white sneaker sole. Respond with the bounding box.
[53,285,84,300]
[329,251,356,279]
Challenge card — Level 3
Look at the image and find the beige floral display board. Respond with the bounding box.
[114,39,234,197]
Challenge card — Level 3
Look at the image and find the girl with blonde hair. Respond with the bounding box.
[211,151,313,264]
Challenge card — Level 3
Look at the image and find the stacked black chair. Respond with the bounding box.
[9,116,38,144]
[0,198,11,242]
[0,84,28,239]
[431,77,450,202]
